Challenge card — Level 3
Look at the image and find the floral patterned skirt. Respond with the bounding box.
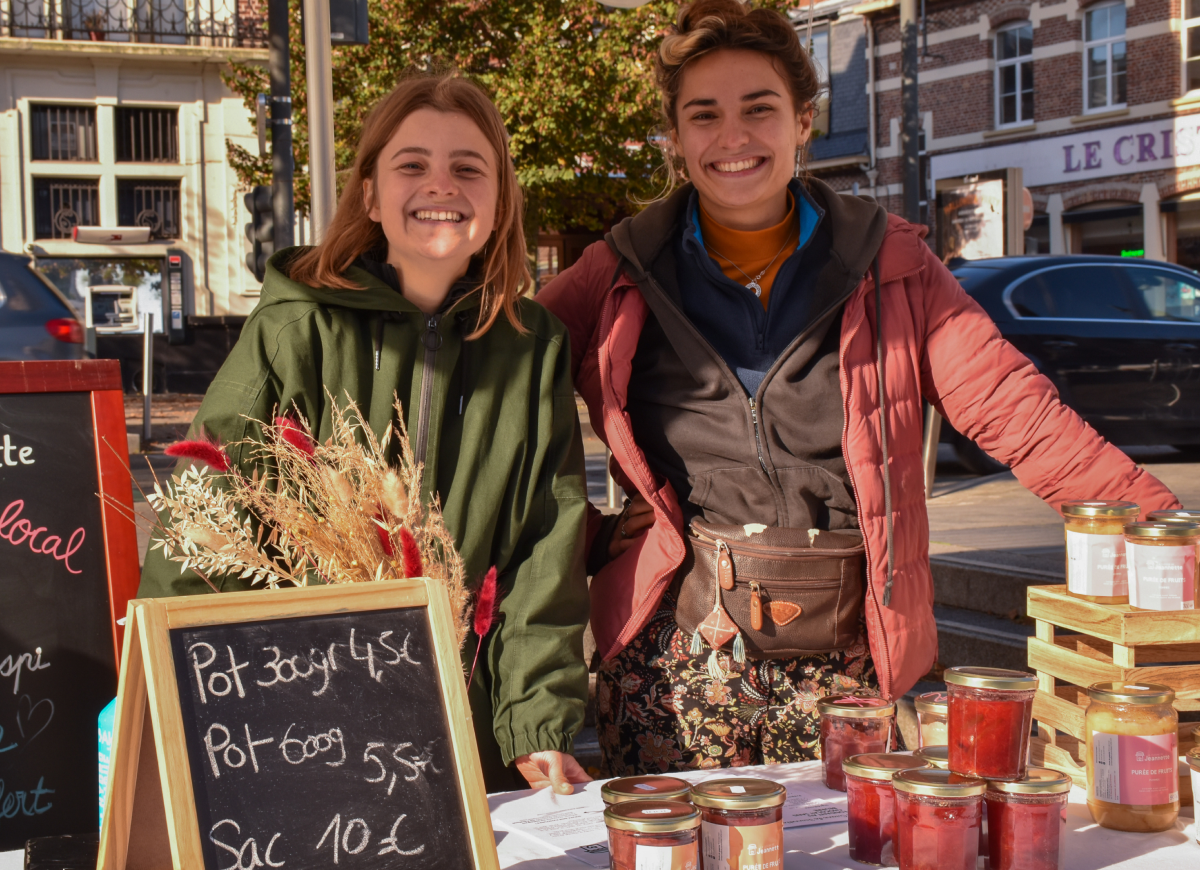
[596,593,882,776]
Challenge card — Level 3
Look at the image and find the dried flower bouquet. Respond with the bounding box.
[113,397,481,649]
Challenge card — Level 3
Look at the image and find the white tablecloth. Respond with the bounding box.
[2,760,1193,869]
[488,761,1198,870]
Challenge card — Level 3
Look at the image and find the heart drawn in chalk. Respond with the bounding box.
[16,695,54,745]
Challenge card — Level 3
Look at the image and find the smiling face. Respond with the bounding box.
[671,49,812,230]
[364,108,498,284]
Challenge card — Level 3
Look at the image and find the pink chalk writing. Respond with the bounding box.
[0,499,84,574]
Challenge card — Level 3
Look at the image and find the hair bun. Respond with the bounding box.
[676,0,751,33]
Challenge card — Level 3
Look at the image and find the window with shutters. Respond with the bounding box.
[115,107,179,163]
[30,105,97,161]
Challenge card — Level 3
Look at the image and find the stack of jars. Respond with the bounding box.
[602,776,787,870]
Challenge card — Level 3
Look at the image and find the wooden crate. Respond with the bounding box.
[1025,585,1199,800]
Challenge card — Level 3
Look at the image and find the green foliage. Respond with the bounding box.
[224,0,792,234]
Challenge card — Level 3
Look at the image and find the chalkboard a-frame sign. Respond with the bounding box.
[0,360,141,850]
[98,579,500,870]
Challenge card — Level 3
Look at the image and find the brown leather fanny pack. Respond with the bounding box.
[673,520,866,660]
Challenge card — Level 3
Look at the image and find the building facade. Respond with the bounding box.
[0,0,268,324]
[798,0,1200,267]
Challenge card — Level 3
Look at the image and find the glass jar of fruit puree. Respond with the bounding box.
[985,768,1072,870]
[843,753,929,866]
[1187,747,1200,845]
[945,667,1037,782]
[913,692,948,748]
[690,779,785,870]
[817,695,895,791]
[1147,509,1200,523]
[1124,522,1200,611]
[602,776,692,806]
[1085,681,1179,832]
[913,745,949,770]
[892,768,985,870]
[604,800,700,870]
[1062,500,1139,603]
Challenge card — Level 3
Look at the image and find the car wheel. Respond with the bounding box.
[953,435,1009,476]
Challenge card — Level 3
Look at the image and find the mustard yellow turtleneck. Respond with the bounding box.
[699,192,799,311]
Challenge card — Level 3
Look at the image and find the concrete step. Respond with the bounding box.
[933,603,1033,673]
[930,551,1064,619]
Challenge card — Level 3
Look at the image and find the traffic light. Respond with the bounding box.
[244,185,274,281]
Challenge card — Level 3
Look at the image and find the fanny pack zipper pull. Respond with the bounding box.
[717,540,735,590]
[749,581,764,631]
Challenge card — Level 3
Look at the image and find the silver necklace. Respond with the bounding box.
[705,232,795,297]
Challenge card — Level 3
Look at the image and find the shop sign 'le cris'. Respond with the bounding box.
[932,113,1200,188]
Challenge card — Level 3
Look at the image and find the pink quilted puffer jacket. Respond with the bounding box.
[539,213,1179,700]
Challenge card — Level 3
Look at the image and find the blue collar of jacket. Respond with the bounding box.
[680,178,826,263]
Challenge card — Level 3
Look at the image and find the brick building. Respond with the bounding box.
[797,0,1200,266]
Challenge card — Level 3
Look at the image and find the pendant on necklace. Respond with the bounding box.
[746,281,763,298]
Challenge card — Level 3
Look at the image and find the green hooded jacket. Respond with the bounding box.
[138,249,590,791]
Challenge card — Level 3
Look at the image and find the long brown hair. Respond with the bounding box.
[288,72,530,337]
[653,0,822,190]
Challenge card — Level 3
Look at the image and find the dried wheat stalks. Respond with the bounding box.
[135,395,470,647]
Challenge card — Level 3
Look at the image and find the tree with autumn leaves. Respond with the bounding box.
[224,0,792,237]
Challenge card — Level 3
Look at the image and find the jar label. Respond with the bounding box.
[1091,731,1179,805]
[636,844,697,870]
[700,821,782,870]
[1127,542,1196,611]
[1066,530,1127,596]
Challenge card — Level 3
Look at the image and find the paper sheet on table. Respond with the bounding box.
[490,774,845,868]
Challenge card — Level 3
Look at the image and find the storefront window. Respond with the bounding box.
[31,257,164,332]
[1084,3,1127,111]
[1169,201,1200,270]
[1064,204,1142,256]
[996,23,1034,126]
[1026,214,1049,254]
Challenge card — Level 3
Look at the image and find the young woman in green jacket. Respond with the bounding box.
[138,73,591,794]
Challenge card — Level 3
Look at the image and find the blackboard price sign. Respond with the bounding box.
[0,360,140,851]
[98,579,498,870]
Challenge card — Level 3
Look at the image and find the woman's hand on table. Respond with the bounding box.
[609,493,655,559]
[514,751,593,794]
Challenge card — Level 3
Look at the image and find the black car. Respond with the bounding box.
[948,255,1200,472]
[0,252,85,362]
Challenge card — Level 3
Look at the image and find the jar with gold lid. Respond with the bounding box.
[1062,500,1139,603]
[843,753,929,866]
[1147,509,1200,523]
[690,779,785,870]
[985,768,1072,870]
[913,745,949,770]
[945,667,1037,782]
[602,776,692,806]
[604,800,700,870]
[817,695,895,791]
[1124,522,1200,611]
[893,768,986,870]
[913,692,948,748]
[1085,681,1179,832]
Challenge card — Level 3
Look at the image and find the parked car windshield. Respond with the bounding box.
[1009,265,1139,319]
[1122,267,1200,322]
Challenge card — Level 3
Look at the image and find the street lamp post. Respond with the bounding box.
[303,0,337,243]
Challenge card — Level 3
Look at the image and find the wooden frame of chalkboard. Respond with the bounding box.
[0,359,141,663]
[98,578,500,870]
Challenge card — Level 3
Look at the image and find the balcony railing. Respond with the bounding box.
[1,0,265,47]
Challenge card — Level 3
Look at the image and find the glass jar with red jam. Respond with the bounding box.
[604,800,700,870]
[817,695,896,791]
[843,753,929,866]
[892,768,985,870]
[945,667,1037,782]
[913,692,948,748]
[690,779,785,870]
[912,745,948,770]
[602,776,693,806]
[985,768,1072,870]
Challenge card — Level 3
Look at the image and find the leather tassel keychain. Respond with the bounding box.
[689,560,746,680]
